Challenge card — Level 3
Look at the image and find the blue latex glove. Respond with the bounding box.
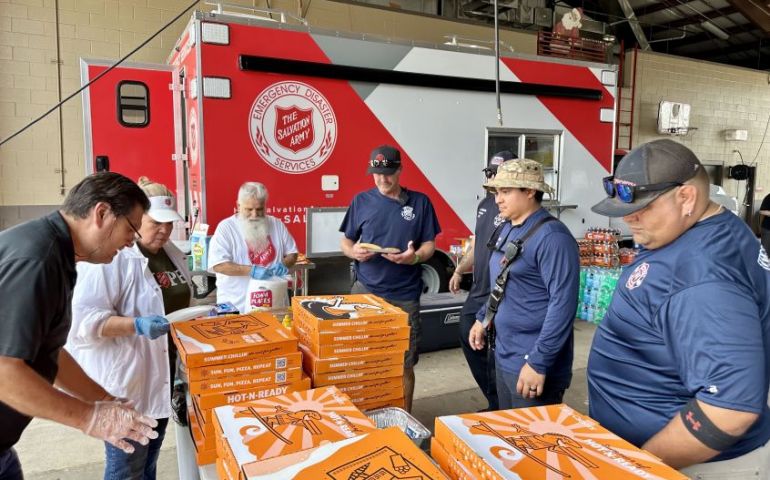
[250,265,270,280]
[268,263,289,277]
[134,315,169,340]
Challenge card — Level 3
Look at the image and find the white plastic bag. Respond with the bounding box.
[246,276,289,312]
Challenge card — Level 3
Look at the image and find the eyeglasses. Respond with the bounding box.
[602,176,683,203]
[483,169,496,180]
[370,159,397,168]
[123,216,143,240]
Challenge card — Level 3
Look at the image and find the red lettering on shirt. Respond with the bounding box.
[248,237,277,266]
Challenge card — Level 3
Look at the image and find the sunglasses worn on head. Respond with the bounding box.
[370,159,397,168]
[602,176,683,203]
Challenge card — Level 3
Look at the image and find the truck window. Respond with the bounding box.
[117,81,150,127]
[487,128,562,199]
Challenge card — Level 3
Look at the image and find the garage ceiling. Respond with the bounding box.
[558,0,770,71]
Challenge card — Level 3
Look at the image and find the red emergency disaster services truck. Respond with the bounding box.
[80,7,616,295]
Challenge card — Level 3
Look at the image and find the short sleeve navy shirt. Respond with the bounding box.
[340,187,441,301]
[0,212,76,451]
[588,210,770,461]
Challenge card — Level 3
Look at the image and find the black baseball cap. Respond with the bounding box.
[484,150,516,174]
[592,139,702,218]
[367,145,401,175]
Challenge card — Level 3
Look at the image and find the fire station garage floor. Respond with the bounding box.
[15,321,597,479]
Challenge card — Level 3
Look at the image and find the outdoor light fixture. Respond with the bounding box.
[700,20,730,40]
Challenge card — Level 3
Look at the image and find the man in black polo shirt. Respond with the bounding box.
[449,150,515,412]
[0,173,159,479]
[340,145,441,413]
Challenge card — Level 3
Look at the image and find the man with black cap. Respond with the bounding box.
[340,145,441,413]
[449,150,516,412]
[587,139,770,476]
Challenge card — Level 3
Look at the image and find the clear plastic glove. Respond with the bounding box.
[250,265,270,280]
[134,315,169,340]
[82,401,159,454]
[268,263,289,277]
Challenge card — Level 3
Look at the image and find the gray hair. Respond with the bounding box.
[238,182,269,203]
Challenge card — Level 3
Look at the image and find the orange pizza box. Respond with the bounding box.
[171,313,298,368]
[189,367,303,395]
[295,323,409,358]
[186,351,302,382]
[212,386,377,477]
[431,437,476,480]
[346,387,404,407]
[189,407,217,465]
[195,376,311,410]
[334,376,403,398]
[217,459,236,480]
[300,344,404,375]
[292,314,410,346]
[291,294,408,333]
[240,426,449,479]
[434,404,689,480]
[354,396,406,412]
[312,364,405,387]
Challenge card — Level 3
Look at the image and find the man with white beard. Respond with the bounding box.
[208,182,298,313]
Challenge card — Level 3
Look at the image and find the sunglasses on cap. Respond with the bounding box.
[483,168,497,180]
[602,176,683,204]
[370,158,397,168]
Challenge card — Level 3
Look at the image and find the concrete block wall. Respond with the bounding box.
[630,50,770,214]
[0,0,535,228]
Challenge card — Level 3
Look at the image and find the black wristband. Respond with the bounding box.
[680,398,742,451]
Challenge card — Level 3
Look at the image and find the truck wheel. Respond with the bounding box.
[421,256,449,294]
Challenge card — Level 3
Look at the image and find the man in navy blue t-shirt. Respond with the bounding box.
[449,150,515,412]
[340,145,441,413]
[470,159,579,409]
[589,139,770,477]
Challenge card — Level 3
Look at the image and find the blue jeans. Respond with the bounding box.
[496,367,565,409]
[0,449,23,480]
[104,418,168,480]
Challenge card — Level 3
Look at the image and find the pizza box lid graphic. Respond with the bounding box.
[242,426,449,479]
[291,294,408,332]
[213,386,376,468]
[171,312,298,367]
[435,404,688,480]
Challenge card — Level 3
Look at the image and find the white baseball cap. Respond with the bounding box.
[147,196,184,223]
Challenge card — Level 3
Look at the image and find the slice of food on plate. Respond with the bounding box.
[358,243,401,254]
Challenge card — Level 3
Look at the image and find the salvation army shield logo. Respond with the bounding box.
[249,81,337,174]
[274,105,313,153]
[625,262,649,290]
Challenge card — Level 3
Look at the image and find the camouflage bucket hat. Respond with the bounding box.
[483,158,553,194]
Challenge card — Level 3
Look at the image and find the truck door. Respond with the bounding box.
[80,59,176,189]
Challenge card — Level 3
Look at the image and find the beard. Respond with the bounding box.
[239,217,270,252]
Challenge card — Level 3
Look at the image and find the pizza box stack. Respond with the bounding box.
[431,403,689,480]
[291,294,410,410]
[171,312,310,465]
[212,385,383,479]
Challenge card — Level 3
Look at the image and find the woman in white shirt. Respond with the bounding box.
[67,177,192,480]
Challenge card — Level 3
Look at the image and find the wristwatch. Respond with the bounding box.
[412,253,422,265]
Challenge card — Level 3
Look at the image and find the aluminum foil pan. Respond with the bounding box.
[365,407,431,448]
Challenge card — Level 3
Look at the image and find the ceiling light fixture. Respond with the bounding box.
[700,20,730,40]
